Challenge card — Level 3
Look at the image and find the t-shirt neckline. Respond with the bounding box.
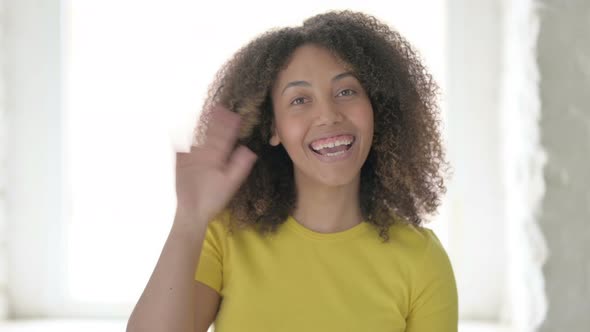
[284,215,372,241]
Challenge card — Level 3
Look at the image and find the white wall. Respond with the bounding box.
[0,0,8,320]
[4,0,65,317]
[537,0,590,330]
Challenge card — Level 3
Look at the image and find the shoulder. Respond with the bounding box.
[204,209,257,242]
[395,224,458,329]
[386,222,453,276]
[201,210,234,249]
[205,209,237,233]
[386,222,442,254]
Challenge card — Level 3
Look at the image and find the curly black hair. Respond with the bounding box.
[199,10,448,242]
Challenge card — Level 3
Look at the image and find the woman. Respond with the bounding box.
[128,10,457,332]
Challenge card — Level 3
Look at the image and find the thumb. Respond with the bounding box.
[225,145,257,188]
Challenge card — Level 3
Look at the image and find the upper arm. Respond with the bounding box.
[404,276,457,331]
[405,229,458,332]
[194,280,222,332]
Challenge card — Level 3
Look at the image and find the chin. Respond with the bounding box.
[313,171,360,188]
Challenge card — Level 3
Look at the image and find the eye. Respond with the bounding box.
[290,97,307,105]
[337,89,356,97]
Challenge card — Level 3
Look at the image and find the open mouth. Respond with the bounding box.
[309,136,356,156]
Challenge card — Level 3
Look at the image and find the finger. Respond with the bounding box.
[195,106,242,163]
[176,150,195,169]
[225,145,257,189]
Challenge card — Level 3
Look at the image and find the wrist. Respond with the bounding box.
[172,209,209,234]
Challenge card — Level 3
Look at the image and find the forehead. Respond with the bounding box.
[273,44,352,86]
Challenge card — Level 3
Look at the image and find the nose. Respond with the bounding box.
[315,99,344,126]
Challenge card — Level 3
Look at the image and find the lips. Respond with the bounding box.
[309,136,356,162]
[309,136,355,156]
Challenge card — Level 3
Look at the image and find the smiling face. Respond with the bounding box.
[270,44,374,188]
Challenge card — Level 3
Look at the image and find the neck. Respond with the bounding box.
[292,172,363,234]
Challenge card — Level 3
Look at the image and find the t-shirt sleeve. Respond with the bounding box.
[406,228,458,332]
[194,219,224,294]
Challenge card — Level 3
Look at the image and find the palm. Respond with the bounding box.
[175,106,257,223]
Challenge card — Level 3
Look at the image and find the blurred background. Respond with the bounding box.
[0,0,588,331]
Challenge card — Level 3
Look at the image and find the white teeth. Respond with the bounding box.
[311,138,354,151]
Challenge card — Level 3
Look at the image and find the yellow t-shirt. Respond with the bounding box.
[195,214,458,332]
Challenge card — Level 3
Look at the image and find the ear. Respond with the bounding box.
[269,120,280,146]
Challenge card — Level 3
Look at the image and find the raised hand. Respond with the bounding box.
[175,105,257,225]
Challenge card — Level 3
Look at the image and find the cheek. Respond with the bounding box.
[354,105,374,133]
[365,108,374,126]
[275,118,302,147]
[279,125,304,148]
[366,103,375,126]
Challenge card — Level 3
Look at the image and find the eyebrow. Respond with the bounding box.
[280,71,355,96]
